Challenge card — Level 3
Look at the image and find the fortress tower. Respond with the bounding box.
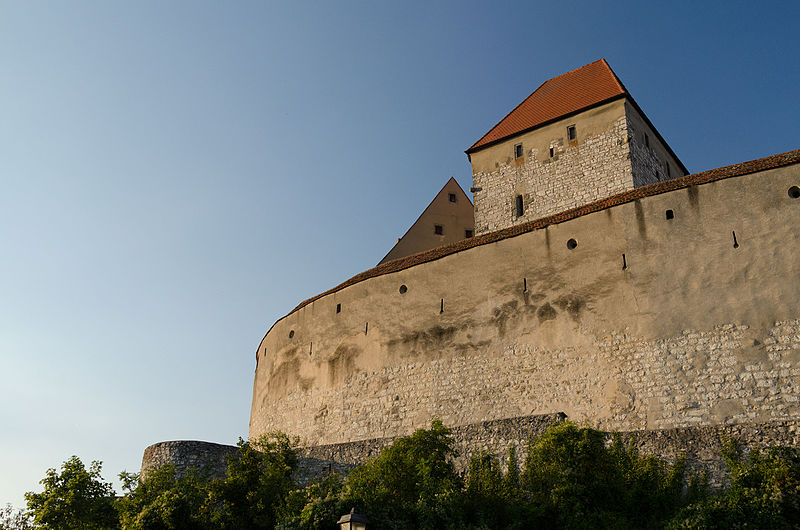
[467,59,687,234]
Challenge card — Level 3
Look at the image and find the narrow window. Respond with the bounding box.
[434,224,443,235]
[645,133,650,148]
[665,209,674,220]
[465,229,474,238]
[289,330,295,339]
[523,278,527,292]
[549,146,554,157]
[365,322,368,335]
[448,193,457,203]
[567,125,577,141]
[309,342,313,356]
[440,298,444,313]
[515,195,524,218]
[665,161,671,178]
[732,231,739,249]
[514,143,523,159]
[622,254,627,270]
[336,303,341,314]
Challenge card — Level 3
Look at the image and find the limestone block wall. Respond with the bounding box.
[251,157,800,450]
[140,441,239,481]
[470,100,634,234]
[625,101,685,187]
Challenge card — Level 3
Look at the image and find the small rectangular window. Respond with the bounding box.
[567,125,577,141]
[645,133,650,148]
[665,161,671,178]
[448,193,457,203]
[465,229,473,238]
[434,224,443,235]
[514,143,523,159]
[515,195,524,218]
[549,146,554,157]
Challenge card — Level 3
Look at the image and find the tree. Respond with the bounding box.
[344,420,462,528]
[25,456,118,530]
[116,466,212,530]
[0,504,33,530]
[668,441,800,529]
[205,432,297,529]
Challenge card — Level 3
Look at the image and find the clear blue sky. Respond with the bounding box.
[1,0,798,507]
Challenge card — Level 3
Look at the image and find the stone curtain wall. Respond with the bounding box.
[140,441,239,481]
[141,417,800,490]
[253,320,800,446]
[251,162,800,450]
[471,116,632,234]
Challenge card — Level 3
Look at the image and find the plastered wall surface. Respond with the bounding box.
[250,164,800,447]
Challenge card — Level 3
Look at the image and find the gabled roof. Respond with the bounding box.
[378,177,474,265]
[467,59,627,153]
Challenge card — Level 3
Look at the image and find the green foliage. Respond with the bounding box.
[116,464,211,530]
[520,423,691,528]
[205,432,297,529]
[341,420,462,528]
[25,455,118,530]
[276,474,347,530]
[20,423,800,529]
[667,440,800,528]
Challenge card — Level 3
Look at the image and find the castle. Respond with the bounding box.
[144,60,800,482]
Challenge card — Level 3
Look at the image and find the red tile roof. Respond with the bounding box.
[467,59,627,153]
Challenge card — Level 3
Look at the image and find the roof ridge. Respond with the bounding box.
[599,58,627,94]
[466,59,628,153]
[545,58,607,84]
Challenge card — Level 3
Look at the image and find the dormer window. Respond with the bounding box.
[514,143,523,159]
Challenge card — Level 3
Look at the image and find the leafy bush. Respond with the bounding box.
[667,441,800,528]
[25,456,118,530]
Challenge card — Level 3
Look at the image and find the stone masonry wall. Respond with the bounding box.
[471,115,633,234]
[141,417,800,491]
[254,319,800,447]
[141,440,239,481]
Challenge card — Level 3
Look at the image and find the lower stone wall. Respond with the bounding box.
[140,440,239,481]
[295,413,567,484]
[142,415,800,489]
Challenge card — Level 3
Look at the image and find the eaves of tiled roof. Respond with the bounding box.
[466,59,626,153]
[276,148,799,328]
[464,59,690,176]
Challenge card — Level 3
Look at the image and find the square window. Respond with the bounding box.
[514,143,523,159]
[465,229,474,238]
[434,224,443,235]
[448,193,457,203]
[567,125,577,141]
